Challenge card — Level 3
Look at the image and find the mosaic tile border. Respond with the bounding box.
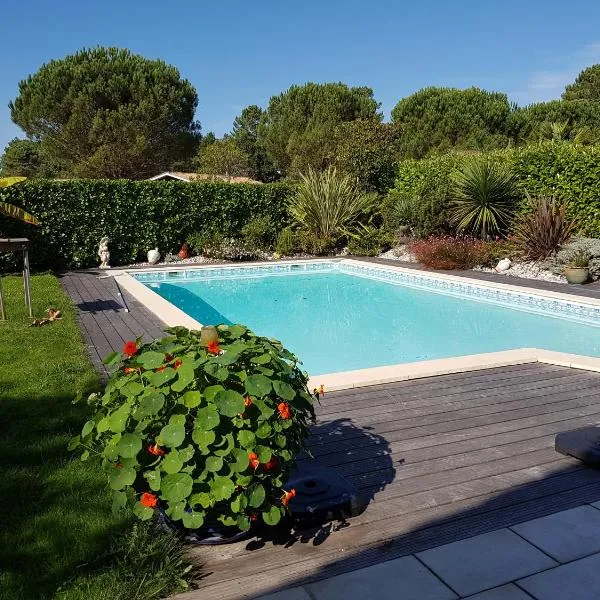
[131,259,600,327]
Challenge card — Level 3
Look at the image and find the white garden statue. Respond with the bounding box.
[495,258,511,273]
[147,248,161,264]
[98,237,111,269]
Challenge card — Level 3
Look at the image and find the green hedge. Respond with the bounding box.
[0,180,294,271]
[384,143,600,237]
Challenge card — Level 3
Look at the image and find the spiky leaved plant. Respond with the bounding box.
[449,159,518,239]
[288,167,374,249]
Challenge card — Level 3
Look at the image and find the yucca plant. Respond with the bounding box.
[0,177,40,225]
[514,195,577,260]
[288,167,374,248]
[449,159,519,239]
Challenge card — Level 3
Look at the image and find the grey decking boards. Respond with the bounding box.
[60,269,600,600]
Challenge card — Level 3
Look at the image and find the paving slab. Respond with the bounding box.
[511,506,600,563]
[306,555,457,600]
[416,528,557,597]
[463,584,533,599]
[518,552,600,600]
[257,588,313,600]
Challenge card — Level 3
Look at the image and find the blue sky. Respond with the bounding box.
[2,0,599,152]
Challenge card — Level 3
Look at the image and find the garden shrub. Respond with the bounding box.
[71,325,316,533]
[0,180,294,271]
[346,224,394,256]
[408,236,501,270]
[241,215,277,251]
[275,228,298,256]
[548,237,600,280]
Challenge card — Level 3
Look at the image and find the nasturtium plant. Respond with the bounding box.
[71,325,316,532]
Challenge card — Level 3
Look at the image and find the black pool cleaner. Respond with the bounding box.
[555,426,600,468]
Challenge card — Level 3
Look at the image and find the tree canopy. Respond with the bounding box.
[391,87,512,158]
[563,64,600,101]
[258,82,381,176]
[195,137,250,180]
[9,47,199,179]
[0,138,59,178]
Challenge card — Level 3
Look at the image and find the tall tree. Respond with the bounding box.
[258,82,380,176]
[563,64,600,101]
[10,47,199,179]
[231,105,278,181]
[329,120,402,192]
[196,137,250,181]
[0,138,59,178]
[391,87,512,158]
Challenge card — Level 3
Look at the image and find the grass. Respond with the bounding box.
[0,274,192,600]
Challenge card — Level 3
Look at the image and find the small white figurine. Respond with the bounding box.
[495,258,511,273]
[98,236,111,269]
[147,248,161,264]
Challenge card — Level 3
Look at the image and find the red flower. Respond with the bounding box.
[277,402,292,420]
[207,340,221,355]
[249,512,258,522]
[148,443,166,456]
[173,358,183,370]
[313,385,325,398]
[123,367,138,374]
[264,457,279,472]
[140,492,158,508]
[155,365,167,373]
[319,384,325,397]
[248,451,260,470]
[244,396,253,407]
[281,488,296,506]
[123,341,138,357]
[165,353,174,362]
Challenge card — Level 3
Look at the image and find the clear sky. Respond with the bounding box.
[2,0,599,152]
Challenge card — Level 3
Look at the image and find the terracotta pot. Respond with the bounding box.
[564,267,589,284]
[178,243,190,259]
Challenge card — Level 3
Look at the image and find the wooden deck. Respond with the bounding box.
[59,269,600,600]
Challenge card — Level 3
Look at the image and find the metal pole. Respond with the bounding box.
[0,274,5,321]
[23,247,33,318]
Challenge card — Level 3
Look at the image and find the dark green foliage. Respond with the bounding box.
[346,224,394,256]
[391,87,512,158]
[275,228,298,256]
[0,180,294,271]
[10,47,199,179]
[258,82,381,176]
[195,138,251,180]
[330,119,402,192]
[0,138,59,178]
[563,64,600,101]
[513,195,577,260]
[242,215,277,251]
[232,106,278,182]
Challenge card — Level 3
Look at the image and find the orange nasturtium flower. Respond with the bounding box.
[123,340,138,357]
[244,395,253,408]
[264,457,279,472]
[248,451,260,470]
[155,365,167,373]
[173,358,183,370]
[140,492,158,508]
[281,488,296,506]
[277,402,292,420]
[207,340,221,355]
[148,443,166,456]
[123,367,138,374]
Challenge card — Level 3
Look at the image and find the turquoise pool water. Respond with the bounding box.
[137,264,600,375]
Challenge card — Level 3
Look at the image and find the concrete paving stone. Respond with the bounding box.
[511,506,600,563]
[463,584,533,599]
[518,552,600,600]
[306,555,457,600]
[257,587,313,600]
[416,528,557,597]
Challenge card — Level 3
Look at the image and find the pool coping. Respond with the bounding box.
[112,259,600,391]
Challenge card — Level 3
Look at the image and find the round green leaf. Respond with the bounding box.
[81,420,95,438]
[262,505,282,526]
[138,351,168,369]
[248,483,266,508]
[245,374,272,397]
[195,407,220,431]
[229,447,251,473]
[109,465,136,490]
[159,423,185,448]
[256,445,272,463]
[190,492,214,508]
[133,502,154,520]
[137,392,165,417]
[182,510,205,529]
[214,389,245,417]
[166,500,186,520]
[273,380,296,401]
[205,456,223,472]
[237,514,251,531]
[182,390,202,408]
[256,422,272,439]
[250,353,271,365]
[211,476,235,501]
[162,450,184,474]
[178,444,195,462]
[161,472,193,503]
[116,433,142,458]
[192,428,216,449]
[111,490,127,514]
[144,469,161,491]
[237,430,256,448]
[230,493,248,513]
[171,363,195,392]
[108,405,129,433]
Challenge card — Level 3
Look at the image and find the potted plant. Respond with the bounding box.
[70,324,316,542]
[564,250,591,284]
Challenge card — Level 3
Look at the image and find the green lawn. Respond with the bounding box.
[0,274,191,600]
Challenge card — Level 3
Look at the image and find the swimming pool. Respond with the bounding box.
[131,260,600,376]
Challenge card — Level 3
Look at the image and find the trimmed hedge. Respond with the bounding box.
[0,180,294,271]
[384,143,600,237]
